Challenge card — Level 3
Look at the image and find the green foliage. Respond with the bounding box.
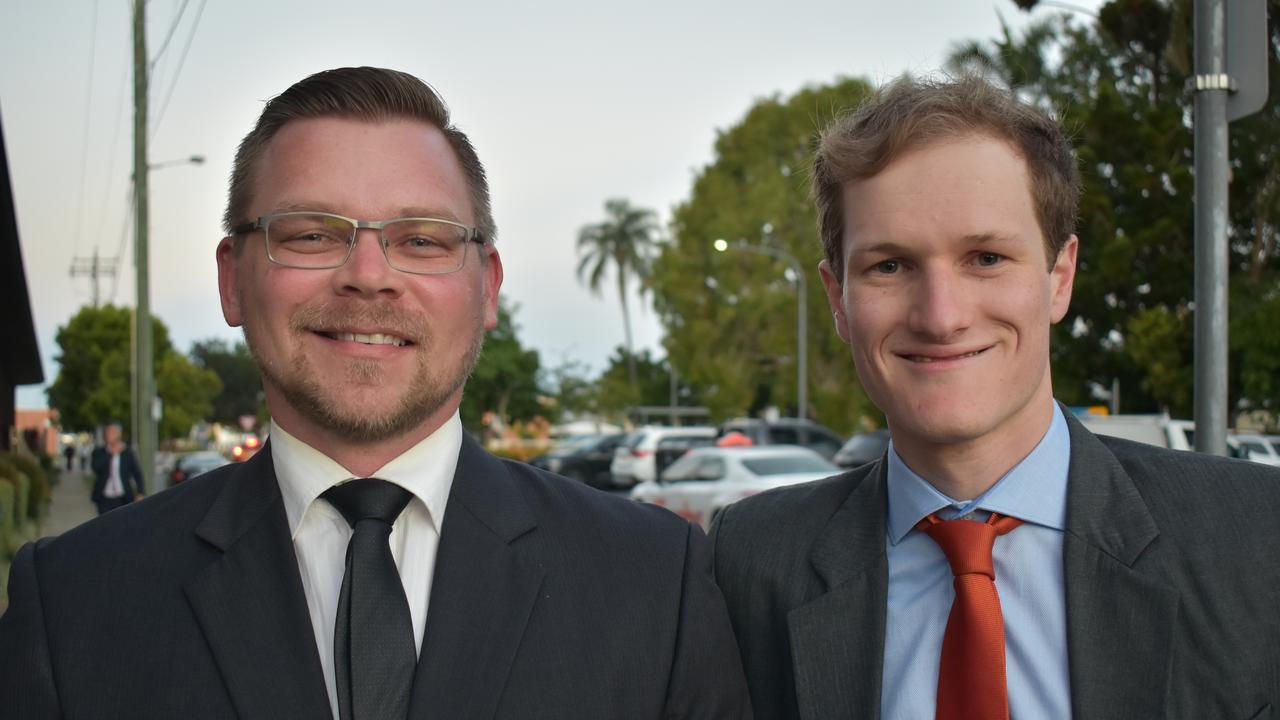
[653,77,879,434]
[948,0,1280,416]
[157,353,222,441]
[0,479,14,558]
[460,297,544,432]
[46,304,226,440]
[576,198,660,387]
[191,339,264,425]
[3,454,50,521]
[1230,281,1280,413]
[593,347,699,417]
[541,359,600,421]
[47,305,173,432]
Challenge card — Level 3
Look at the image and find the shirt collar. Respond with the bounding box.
[271,412,462,539]
[885,402,1071,544]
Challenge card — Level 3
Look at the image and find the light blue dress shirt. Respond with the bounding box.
[881,403,1073,720]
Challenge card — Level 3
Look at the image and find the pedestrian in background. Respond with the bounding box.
[89,422,144,514]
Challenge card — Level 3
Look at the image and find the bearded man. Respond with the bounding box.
[0,67,751,720]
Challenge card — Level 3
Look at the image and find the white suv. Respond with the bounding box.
[609,426,717,488]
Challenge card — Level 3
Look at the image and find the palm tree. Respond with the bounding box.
[576,198,659,389]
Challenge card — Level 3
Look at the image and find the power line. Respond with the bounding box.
[149,0,191,70]
[151,0,206,139]
[73,0,102,260]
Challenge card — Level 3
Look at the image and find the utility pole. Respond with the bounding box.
[1191,0,1268,455]
[69,247,119,307]
[132,0,156,491]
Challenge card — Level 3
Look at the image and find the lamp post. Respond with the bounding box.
[131,153,204,492]
[713,225,808,421]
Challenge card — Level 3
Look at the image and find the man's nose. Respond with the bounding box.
[907,267,972,341]
[331,228,405,297]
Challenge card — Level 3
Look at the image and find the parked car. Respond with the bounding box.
[1076,413,1250,458]
[1230,433,1280,466]
[717,418,845,459]
[527,433,627,489]
[169,450,230,485]
[610,426,718,488]
[631,446,839,530]
[833,429,891,468]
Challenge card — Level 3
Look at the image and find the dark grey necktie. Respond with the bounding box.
[323,479,416,720]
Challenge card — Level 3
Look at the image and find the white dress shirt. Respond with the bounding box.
[271,413,461,720]
[103,453,124,498]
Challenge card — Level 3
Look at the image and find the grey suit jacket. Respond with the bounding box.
[0,435,752,719]
[711,411,1280,720]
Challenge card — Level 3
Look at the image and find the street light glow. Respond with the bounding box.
[713,238,728,252]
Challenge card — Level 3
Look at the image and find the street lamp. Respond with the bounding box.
[713,224,808,422]
[133,152,204,492]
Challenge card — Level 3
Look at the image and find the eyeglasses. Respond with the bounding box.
[232,211,486,275]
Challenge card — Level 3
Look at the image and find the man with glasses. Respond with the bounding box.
[0,67,751,719]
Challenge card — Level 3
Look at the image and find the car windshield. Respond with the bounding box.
[742,455,837,476]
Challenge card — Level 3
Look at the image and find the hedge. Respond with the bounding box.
[6,453,50,521]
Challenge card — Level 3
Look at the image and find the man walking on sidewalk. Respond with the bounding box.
[89,422,144,515]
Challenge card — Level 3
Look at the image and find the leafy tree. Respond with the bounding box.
[191,339,264,425]
[593,347,700,418]
[651,78,880,434]
[576,198,659,388]
[460,297,544,431]
[541,359,600,421]
[47,304,221,440]
[946,0,1280,419]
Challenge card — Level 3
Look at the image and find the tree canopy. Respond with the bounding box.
[651,78,881,434]
[460,297,544,432]
[47,305,221,440]
[190,339,264,426]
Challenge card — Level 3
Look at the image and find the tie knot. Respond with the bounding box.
[916,513,1023,578]
[322,478,413,528]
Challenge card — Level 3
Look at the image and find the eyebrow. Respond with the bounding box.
[264,201,466,223]
[849,232,1020,256]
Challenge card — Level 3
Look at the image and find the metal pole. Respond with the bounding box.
[1192,0,1230,456]
[796,266,807,422]
[133,0,156,489]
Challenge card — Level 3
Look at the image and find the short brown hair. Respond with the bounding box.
[223,66,495,245]
[812,75,1080,279]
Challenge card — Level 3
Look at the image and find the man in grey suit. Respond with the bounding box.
[711,75,1280,719]
[0,67,751,719]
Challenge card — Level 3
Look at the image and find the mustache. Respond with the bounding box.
[289,301,427,344]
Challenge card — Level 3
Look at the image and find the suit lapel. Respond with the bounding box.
[408,435,544,720]
[788,461,889,720]
[183,445,332,719]
[1061,414,1178,720]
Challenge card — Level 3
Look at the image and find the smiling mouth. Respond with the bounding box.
[902,347,988,363]
[319,331,412,347]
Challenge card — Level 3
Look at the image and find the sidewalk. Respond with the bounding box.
[41,467,98,538]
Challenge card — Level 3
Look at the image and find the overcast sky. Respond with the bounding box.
[3,0,1100,409]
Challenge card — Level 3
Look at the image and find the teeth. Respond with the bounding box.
[334,332,407,347]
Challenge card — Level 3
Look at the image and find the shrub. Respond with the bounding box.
[7,453,50,520]
[0,479,15,559]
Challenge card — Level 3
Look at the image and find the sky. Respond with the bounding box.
[2,0,1101,409]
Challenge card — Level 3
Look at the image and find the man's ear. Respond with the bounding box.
[216,237,244,328]
[819,259,852,344]
[1049,235,1078,324]
[481,245,504,330]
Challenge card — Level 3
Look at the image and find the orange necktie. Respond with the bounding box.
[916,511,1024,720]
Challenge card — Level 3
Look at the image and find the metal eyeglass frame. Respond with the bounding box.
[231,210,487,275]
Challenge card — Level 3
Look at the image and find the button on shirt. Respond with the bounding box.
[271,414,460,720]
[882,402,1073,720]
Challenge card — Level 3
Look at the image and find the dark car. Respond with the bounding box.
[528,433,627,490]
[832,429,891,468]
[717,418,845,460]
[169,450,231,485]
